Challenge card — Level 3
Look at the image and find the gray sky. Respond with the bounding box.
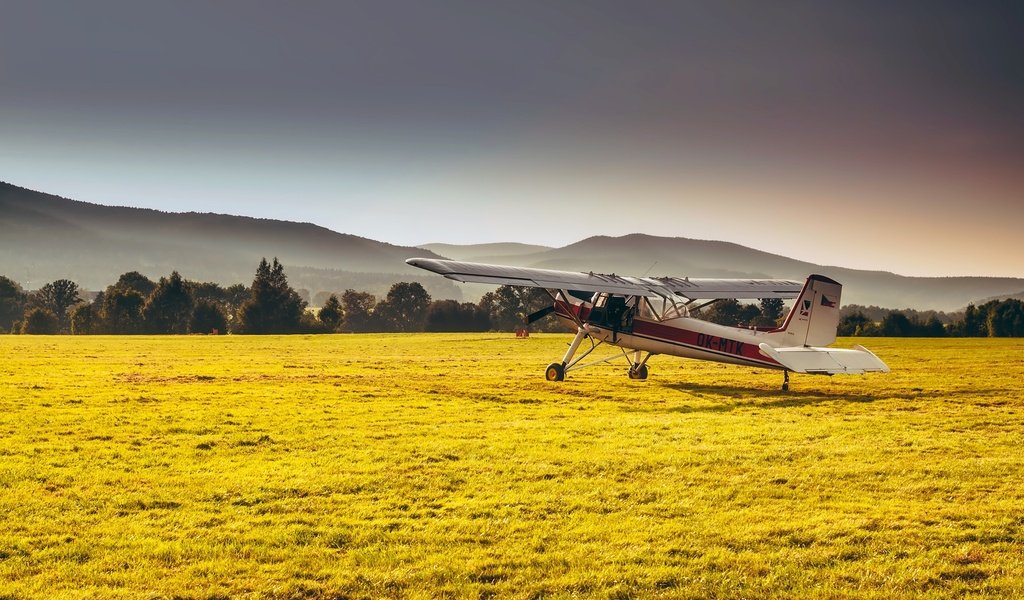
[2,1,1022,277]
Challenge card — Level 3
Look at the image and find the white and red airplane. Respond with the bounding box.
[407,258,889,390]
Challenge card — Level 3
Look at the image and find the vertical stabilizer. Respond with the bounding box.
[776,275,842,347]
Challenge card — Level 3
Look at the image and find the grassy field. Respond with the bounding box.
[0,334,1022,599]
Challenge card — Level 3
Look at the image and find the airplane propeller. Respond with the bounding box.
[525,305,556,324]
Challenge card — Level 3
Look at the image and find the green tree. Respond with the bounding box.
[987,299,1024,337]
[374,282,431,332]
[223,284,248,313]
[102,288,146,334]
[21,308,59,334]
[184,282,248,330]
[701,299,751,326]
[34,279,82,333]
[318,294,343,331]
[838,312,869,336]
[113,271,157,297]
[757,298,785,327]
[235,258,306,334]
[189,300,227,334]
[962,304,986,336]
[478,285,554,331]
[188,281,227,303]
[922,315,946,337]
[425,300,491,332]
[143,272,194,334]
[857,320,883,336]
[739,303,761,326]
[70,304,99,334]
[0,275,27,333]
[477,286,591,332]
[479,286,521,331]
[340,289,377,332]
[881,312,913,336]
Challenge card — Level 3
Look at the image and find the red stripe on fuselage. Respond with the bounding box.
[552,301,781,368]
[630,319,782,367]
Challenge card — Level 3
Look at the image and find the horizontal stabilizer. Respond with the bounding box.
[758,343,890,375]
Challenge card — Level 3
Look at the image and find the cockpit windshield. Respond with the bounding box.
[644,295,690,321]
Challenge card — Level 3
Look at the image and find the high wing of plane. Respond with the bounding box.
[406,258,804,299]
[407,258,889,390]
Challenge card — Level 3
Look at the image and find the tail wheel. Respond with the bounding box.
[545,362,565,381]
[628,364,649,380]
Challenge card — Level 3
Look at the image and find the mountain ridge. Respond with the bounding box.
[3,181,1022,310]
[0,181,461,300]
[417,237,1024,310]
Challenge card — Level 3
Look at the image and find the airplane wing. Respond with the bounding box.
[406,258,803,299]
[757,343,890,375]
[651,276,803,299]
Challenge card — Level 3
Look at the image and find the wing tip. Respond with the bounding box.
[407,257,445,273]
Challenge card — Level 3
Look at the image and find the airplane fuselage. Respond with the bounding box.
[583,316,783,369]
[554,298,786,370]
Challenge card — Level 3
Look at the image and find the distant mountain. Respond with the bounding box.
[418,242,553,263]
[5,181,1022,311]
[0,181,460,301]
[972,290,1024,305]
[422,234,1024,311]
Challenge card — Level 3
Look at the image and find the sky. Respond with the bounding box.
[2,1,1022,278]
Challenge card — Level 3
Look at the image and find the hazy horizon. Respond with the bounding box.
[3,2,1022,278]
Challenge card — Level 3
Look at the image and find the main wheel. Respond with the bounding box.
[628,364,649,380]
[545,362,565,381]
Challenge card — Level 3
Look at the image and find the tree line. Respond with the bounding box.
[0,258,569,335]
[2,259,1021,336]
[697,298,1024,337]
[836,300,1024,337]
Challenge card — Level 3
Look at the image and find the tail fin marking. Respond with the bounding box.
[776,274,842,347]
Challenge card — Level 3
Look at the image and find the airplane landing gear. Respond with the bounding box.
[628,350,652,380]
[544,327,589,382]
[628,364,648,380]
[782,370,790,392]
[543,328,655,382]
[545,362,565,381]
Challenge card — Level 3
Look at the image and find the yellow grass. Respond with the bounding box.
[1,334,1022,599]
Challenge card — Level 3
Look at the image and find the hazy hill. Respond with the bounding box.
[5,181,1021,311]
[418,242,553,263]
[973,291,1024,305]
[0,181,460,301]
[423,234,1024,310]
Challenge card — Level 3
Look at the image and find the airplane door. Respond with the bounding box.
[587,294,608,326]
[586,294,635,334]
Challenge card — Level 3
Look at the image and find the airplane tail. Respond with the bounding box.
[760,274,889,374]
[775,274,842,347]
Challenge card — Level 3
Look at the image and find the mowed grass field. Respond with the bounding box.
[1,334,1022,599]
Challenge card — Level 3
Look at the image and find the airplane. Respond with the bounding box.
[407,258,889,390]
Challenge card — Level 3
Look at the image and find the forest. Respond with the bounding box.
[1,258,1022,336]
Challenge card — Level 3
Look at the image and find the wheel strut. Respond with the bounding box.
[782,370,790,392]
[628,350,652,380]
[545,327,588,381]
[562,327,588,366]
